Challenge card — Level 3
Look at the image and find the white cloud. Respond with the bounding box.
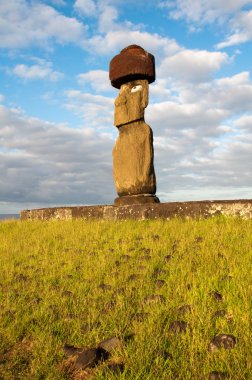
[0,104,115,211]
[0,0,86,49]
[0,94,4,103]
[163,0,252,24]
[161,1,252,48]
[217,10,252,48]
[65,90,114,129]
[158,49,228,83]
[88,29,180,57]
[77,70,111,92]
[74,0,97,16]
[12,61,63,81]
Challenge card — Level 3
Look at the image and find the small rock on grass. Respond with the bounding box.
[98,337,122,354]
[75,347,108,370]
[63,344,82,357]
[98,283,113,291]
[132,312,150,322]
[164,255,172,263]
[155,279,166,288]
[143,294,166,304]
[120,254,131,261]
[168,320,187,334]
[208,371,228,379]
[212,309,226,319]
[177,304,192,314]
[127,274,140,281]
[209,291,223,301]
[62,290,73,297]
[152,268,167,278]
[140,255,152,261]
[208,334,237,352]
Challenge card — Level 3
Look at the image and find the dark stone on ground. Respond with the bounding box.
[208,334,237,352]
[177,304,192,314]
[75,348,107,370]
[212,309,226,319]
[155,279,166,288]
[137,265,146,271]
[120,254,132,261]
[143,294,166,304]
[127,274,140,281]
[63,344,82,357]
[208,371,228,379]
[152,268,167,278]
[162,351,173,360]
[195,236,204,243]
[123,333,135,342]
[15,273,29,281]
[132,312,150,321]
[64,313,75,321]
[210,291,223,301]
[169,320,187,334]
[221,275,233,282]
[139,247,150,253]
[102,301,117,313]
[62,290,73,297]
[164,255,172,262]
[98,283,113,291]
[140,255,152,261]
[98,337,122,354]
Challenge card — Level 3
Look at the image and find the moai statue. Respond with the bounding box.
[109,45,160,206]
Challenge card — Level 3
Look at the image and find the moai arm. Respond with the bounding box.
[109,45,159,206]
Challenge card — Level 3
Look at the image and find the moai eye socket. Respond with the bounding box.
[131,85,142,93]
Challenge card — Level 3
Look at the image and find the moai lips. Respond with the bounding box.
[109,45,159,206]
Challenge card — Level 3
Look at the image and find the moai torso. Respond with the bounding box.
[109,45,159,206]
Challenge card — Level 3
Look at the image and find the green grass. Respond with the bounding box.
[0,217,252,379]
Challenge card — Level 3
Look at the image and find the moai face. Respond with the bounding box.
[114,79,149,127]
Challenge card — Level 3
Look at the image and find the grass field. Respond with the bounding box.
[0,217,252,379]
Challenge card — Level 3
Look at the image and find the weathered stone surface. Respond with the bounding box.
[114,194,159,206]
[20,199,252,220]
[98,337,122,354]
[114,79,149,127]
[74,348,100,370]
[143,294,166,304]
[208,371,228,379]
[208,334,237,352]
[109,45,155,89]
[113,121,156,196]
[111,46,158,205]
[168,320,188,334]
[63,344,82,357]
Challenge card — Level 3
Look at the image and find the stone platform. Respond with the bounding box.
[20,199,252,221]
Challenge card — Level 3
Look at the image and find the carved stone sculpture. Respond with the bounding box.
[109,45,159,206]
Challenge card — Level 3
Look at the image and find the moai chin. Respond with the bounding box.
[109,45,160,206]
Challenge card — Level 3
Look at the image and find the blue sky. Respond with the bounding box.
[1,0,252,213]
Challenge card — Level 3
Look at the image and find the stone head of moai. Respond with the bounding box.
[109,45,159,206]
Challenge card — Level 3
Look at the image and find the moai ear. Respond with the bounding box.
[141,80,149,109]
